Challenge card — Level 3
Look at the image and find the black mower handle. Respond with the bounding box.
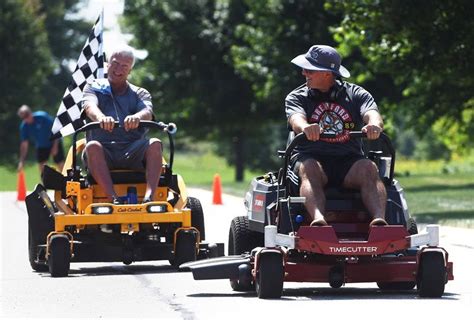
[74,120,177,135]
[285,131,393,156]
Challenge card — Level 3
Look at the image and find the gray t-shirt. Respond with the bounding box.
[285,81,378,156]
[82,79,154,144]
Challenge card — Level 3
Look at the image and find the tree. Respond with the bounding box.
[0,0,52,162]
[39,0,91,113]
[328,0,474,156]
[123,0,341,179]
[123,0,260,181]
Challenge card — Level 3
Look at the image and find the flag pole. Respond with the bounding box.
[99,7,105,77]
[50,11,105,139]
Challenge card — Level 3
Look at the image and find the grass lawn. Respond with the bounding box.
[396,174,474,228]
[1,151,473,228]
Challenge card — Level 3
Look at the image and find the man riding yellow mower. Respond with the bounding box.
[26,120,222,277]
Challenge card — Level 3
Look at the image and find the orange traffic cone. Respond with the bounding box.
[17,170,27,201]
[212,173,223,205]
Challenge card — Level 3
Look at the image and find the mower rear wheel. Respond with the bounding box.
[256,251,284,299]
[48,236,71,277]
[187,197,205,241]
[377,281,416,290]
[172,229,197,268]
[417,251,446,297]
[228,216,264,291]
[28,226,48,272]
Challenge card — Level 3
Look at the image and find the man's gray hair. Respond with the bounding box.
[109,45,135,67]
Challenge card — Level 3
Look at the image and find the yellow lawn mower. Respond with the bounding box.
[26,120,223,277]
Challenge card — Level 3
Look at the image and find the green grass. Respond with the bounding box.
[0,152,260,197]
[397,173,474,228]
[172,151,260,198]
[2,151,473,228]
[0,164,42,191]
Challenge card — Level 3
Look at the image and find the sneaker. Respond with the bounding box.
[370,218,388,226]
[142,196,153,204]
[310,218,328,227]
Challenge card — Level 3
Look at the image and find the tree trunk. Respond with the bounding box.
[234,133,244,182]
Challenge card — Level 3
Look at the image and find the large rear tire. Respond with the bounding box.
[417,251,446,297]
[228,216,263,291]
[256,251,284,299]
[48,236,71,277]
[187,197,205,241]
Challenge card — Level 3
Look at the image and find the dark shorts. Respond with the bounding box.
[84,139,154,170]
[36,140,65,163]
[288,153,365,195]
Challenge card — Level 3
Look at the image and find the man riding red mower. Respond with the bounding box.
[183,131,454,299]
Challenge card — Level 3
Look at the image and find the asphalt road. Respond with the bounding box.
[1,189,473,319]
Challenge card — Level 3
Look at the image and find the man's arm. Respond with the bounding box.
[18,140,29,171]
[123,107,153,132]
[362,109,384,140]
[289,114,322,141]
[83,101,115,132]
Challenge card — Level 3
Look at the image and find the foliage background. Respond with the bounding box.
[1,0,472,180]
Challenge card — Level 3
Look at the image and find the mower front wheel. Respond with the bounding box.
[48,235,71,277]
[256,251,284,299]
[417,251,446,297]
[228,216,263,291]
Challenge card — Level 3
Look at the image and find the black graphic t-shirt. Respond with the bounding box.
[285,82,378,156]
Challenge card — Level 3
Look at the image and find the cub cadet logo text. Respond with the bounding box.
[117,207,143,213]
[329,246,378,253]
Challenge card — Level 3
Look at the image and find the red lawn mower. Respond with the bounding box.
[182,132,454,299]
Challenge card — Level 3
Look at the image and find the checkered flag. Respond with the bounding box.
[51,11,104,139]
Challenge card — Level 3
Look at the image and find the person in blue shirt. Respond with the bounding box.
[17,105,65,174]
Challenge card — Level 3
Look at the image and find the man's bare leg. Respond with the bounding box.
[343,159,387,222]
[85,141,116,200]
[298,158,328,225]
[144,139,163,201]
